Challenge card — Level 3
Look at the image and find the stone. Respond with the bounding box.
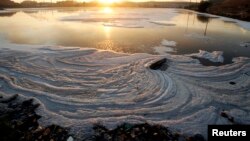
[149,58,167,70]
[67,136,74,141]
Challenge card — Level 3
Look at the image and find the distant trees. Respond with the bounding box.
[21,1,39,7]
[192,0,250,21]
[0,0,17,8]
[198,1,212,12]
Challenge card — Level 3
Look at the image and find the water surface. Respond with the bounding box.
[0,7,250,64]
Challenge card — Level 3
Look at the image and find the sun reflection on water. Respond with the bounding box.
[103,26,111,39]
[101,7,113,14]
[96,39,119,52]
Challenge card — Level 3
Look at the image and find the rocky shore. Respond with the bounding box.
[0,94,70,141]
[0,94,207,141]
[87,123,205,141]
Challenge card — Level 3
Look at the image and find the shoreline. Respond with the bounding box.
[196,9,250,22]
[0,94,71,141]
[0,94,206,141]
[186,7,250,22]
[2,6,249,22]
[183,8,250,31]
[207,11,250,22]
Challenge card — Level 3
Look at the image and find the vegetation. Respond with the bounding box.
[0,0,18,8]
[208,0,250,21]
[0,0,190,8]
[197,1,211,12]
[187,0,250,21]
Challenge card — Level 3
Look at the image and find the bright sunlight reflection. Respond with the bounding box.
[103,26,111,39]
[102,7,113,14]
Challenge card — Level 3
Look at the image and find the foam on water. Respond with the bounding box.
[60,8,179,29]
[154,39,177,55]
[240,42,250,48]
[161,39,177,47]
[188,50,224,63]
[103,22,144,28]
[150,21,176,26]
[154,46,176,55]
[0,44,250,139]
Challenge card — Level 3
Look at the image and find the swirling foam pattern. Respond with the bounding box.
[0,46,250,139]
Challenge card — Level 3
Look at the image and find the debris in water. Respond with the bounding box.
[229,81,236,85]
[220,111,235,124]
[149,58,168,70]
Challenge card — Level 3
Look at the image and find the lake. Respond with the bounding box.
[0,7,250,64]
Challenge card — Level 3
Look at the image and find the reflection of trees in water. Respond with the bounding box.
[0,12,16,17]
[23,11,39,14]
[196,15,211,36]
[196,14,211,23]
[185,12,191,33]
[185,12,212,36]
[56,8,87,13]
[23,10,56,21]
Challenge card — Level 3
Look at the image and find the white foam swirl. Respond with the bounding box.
[0,46,249,139]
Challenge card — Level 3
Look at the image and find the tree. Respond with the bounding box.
[0,0,17,8]
[198,1,212,12]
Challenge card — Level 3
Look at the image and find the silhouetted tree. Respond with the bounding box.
[198,1,212,12]
[0,0,17,8]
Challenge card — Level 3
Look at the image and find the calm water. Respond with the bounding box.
[0,7,250,63]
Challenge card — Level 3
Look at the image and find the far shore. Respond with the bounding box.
[1,5,249,22]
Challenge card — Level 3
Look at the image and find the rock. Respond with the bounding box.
[193,134,205,141]
[228,116,235,123]
[188,134,205,141]
[178,136,186,141]
[229,81,236,85]
[0,94,18,103]
[92,123,185,141]
[220,111,229,118]
[0,95,69,141]
[149,58,168,70]
[67,136,74,141]
[220,111,235,123]
[43,128,51,136]
[22,99,34,107]
[35,125,43,132]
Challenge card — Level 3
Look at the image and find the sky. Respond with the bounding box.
[12,0,200,3]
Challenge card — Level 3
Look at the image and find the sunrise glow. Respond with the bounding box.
[102,7,113,14]
[98,0,119,5]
